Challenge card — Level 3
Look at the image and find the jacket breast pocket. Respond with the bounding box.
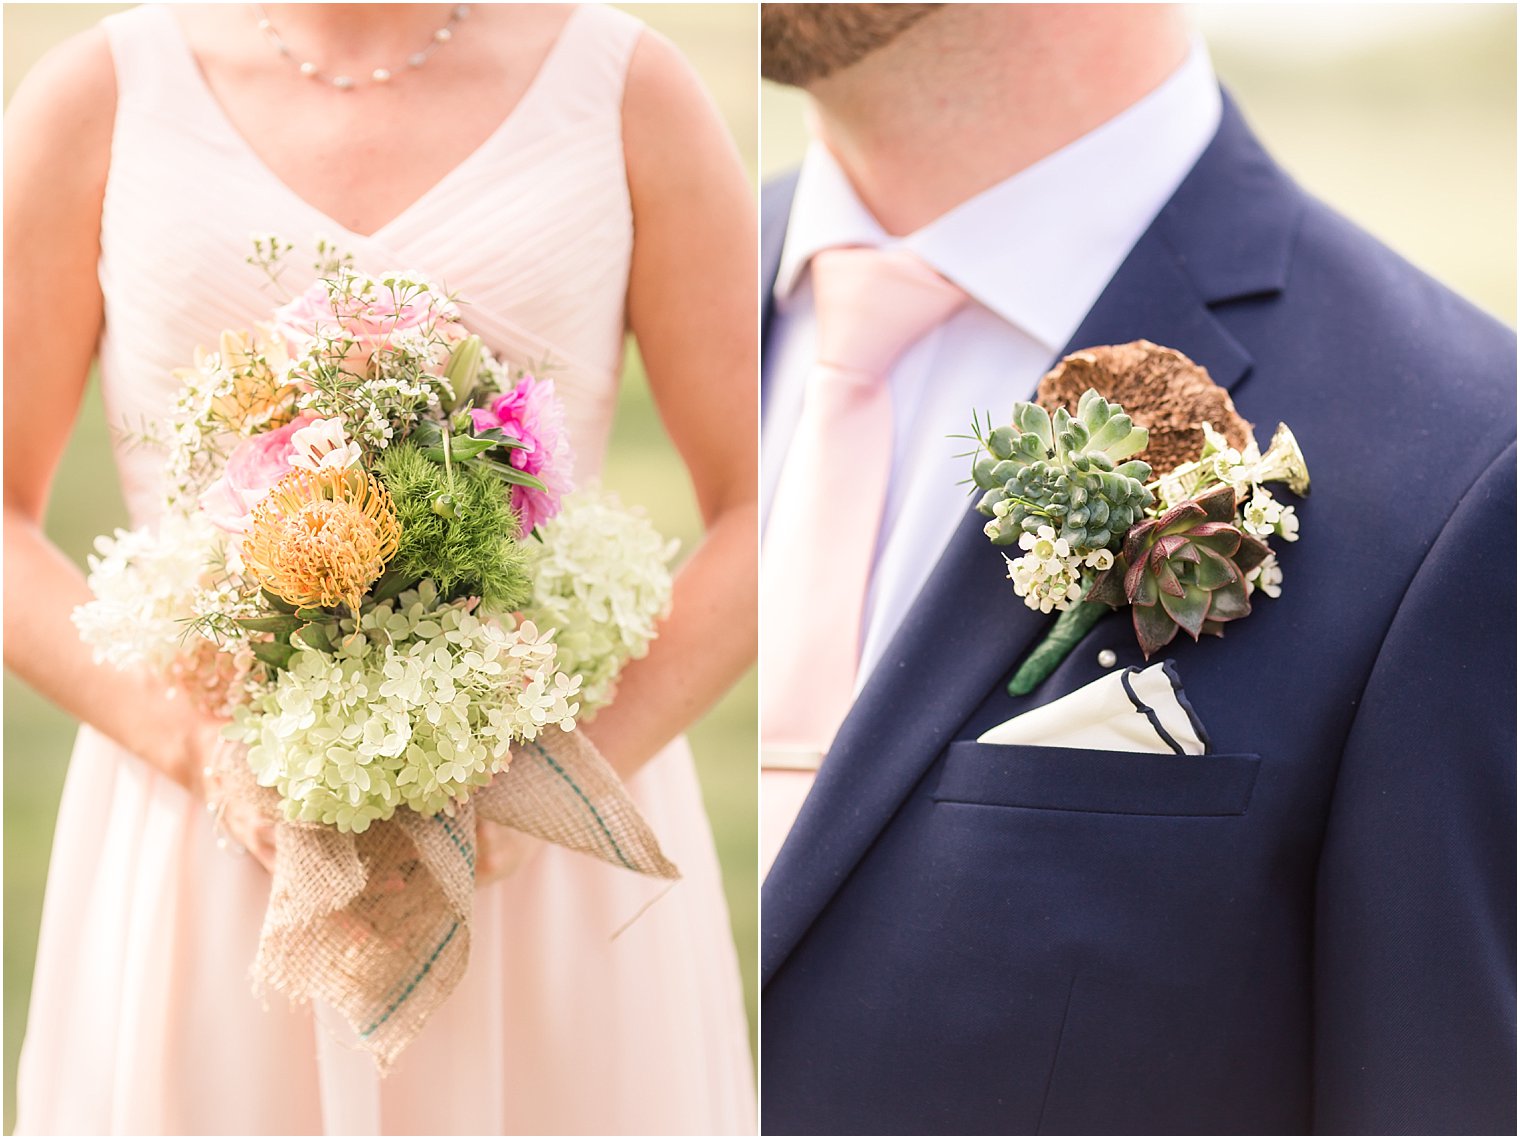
[930,740,1261,817]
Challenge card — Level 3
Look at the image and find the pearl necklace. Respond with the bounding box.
[252,4,471,91]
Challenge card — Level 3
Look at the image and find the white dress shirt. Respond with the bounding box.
[762,41,1223,691]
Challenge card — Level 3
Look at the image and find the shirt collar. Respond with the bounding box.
[774,39,1224,353]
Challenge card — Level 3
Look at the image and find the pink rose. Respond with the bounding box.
[198,413,317,535]
[470,376,573,535]
[273,275,463,376]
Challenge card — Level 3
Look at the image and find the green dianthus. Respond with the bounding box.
[377,443,531,612]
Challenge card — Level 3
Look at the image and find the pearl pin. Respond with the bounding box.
[1097,649,1118,668]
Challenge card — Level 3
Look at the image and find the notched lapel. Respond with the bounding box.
[761,95,1306,987]
[1079,242,1253,393]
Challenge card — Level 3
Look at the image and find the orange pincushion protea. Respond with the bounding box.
[243,467,400,611]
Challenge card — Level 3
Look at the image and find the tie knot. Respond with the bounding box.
[809,247,969,378]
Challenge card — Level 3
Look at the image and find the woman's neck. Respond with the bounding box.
[256,3,466,63]
[805,4,1190,236]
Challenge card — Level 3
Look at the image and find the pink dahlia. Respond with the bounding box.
[469,375,573,535]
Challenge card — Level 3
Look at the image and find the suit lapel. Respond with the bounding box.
[760,169,798,405]
[760,94,1305,986]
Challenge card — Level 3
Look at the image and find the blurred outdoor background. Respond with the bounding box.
[5,1,1519,1131]
[763,4,1516,325]
[1,4,757,1131]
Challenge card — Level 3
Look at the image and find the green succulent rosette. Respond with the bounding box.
[1086,483,1270,658]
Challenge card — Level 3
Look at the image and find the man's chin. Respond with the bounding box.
[761,3,943,88]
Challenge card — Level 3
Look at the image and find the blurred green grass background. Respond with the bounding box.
[1,5,757,1132]
[6,3,1518,1131]
[762,4,1516,325]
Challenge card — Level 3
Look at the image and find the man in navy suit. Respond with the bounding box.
[758,5,1515,1134]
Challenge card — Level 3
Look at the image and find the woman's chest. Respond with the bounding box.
[191,86,518,238]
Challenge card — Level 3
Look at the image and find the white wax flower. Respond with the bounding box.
[1247,552,1284,599]
[1005,525,1093,614]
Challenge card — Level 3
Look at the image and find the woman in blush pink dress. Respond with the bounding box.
[3,4,756,1133]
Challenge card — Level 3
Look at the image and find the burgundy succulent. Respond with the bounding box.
[1087,483,1270,658]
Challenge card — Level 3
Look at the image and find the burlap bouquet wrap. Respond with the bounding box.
[214,728,678,1071]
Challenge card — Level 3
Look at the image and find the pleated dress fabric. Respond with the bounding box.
[14,5,755,1134]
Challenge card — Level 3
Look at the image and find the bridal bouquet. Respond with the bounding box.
[968,340,1309,694]
[74,240,679,1067]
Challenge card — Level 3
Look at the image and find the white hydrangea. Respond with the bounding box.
[73,511,230,672]
[519,490,678,711]
[228,580,581,834]
[1003,525,1113,615]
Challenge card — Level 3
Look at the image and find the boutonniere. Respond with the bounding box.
[967,340,1309,695]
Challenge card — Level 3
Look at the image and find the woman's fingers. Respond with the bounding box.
[475,820,502,882]
[476,820,536,884]
[215,793,276,874]
[246,824,277,874]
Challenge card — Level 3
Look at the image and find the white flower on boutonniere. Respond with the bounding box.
[1002,527,1113,614]
[963,340,1309,694]
[1247,551,1283,599]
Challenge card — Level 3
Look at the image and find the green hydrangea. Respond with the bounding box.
[227,581,580,833]
[520,490,677,711]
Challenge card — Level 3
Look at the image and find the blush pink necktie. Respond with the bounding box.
[760,247,968,876]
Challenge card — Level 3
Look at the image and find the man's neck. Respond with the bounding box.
[805,5,1191,236]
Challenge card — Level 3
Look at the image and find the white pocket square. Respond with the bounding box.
[977,661,1210,756]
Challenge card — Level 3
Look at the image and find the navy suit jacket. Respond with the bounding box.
[760,96,1516,1135]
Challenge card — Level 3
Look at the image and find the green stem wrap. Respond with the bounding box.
[1006,600,1109,696]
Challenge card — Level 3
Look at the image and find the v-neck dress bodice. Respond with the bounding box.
[16,5,755,1135]
[99,2,633,525]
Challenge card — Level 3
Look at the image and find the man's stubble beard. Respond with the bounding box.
[761,3,943,87]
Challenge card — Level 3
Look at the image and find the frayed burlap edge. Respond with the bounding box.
[214,727,678,1073]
